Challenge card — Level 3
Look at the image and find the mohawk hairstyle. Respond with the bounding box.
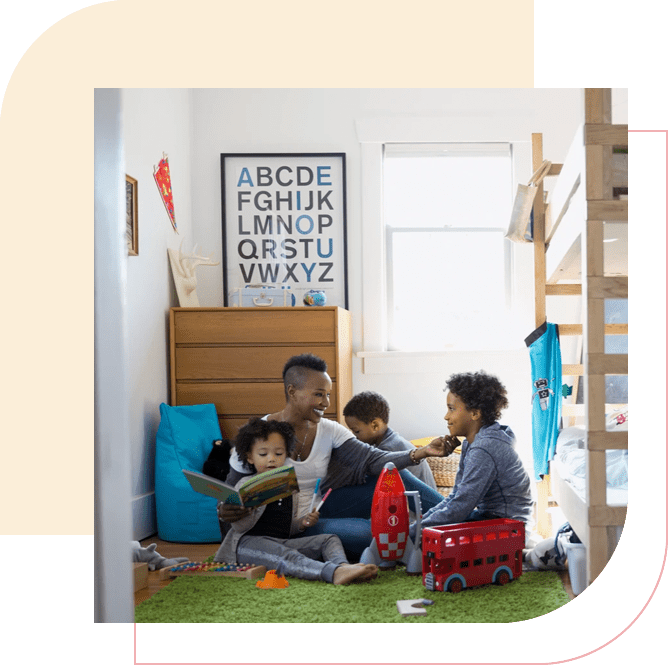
[282,353,328,396]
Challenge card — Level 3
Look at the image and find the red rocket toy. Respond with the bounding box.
[360,462,423,573]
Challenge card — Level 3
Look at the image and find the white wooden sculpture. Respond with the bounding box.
[168,241,220,306]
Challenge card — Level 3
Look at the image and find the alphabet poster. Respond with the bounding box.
[221,153,348,308]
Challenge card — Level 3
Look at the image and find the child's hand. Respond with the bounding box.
[218,502,252,523]
[299,510,320,530]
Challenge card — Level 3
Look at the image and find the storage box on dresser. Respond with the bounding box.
[169,307,353,438]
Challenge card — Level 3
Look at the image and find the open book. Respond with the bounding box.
[182,465,299,508]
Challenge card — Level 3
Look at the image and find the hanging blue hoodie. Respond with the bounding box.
[418,422,533,529]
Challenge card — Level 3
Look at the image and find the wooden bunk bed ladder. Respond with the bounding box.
[532,89,628,586]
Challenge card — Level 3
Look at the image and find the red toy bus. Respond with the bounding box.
[422,518,524,593]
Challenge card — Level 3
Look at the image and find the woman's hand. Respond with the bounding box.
[434,435,461,456]
[217,502,252,523]
[414,435,460,460]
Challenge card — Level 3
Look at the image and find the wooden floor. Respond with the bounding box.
[134,536,576,607]
[134,537,220,606]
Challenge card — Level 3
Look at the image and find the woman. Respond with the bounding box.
[219,353,452,556]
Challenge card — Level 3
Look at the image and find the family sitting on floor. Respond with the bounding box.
[211,353,533,585]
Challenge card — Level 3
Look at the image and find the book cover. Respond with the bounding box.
[182,465,299,508]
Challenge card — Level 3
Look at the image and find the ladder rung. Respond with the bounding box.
[561,360,627,376]
[546,284,581,296]
[588,276,628,298]
[558,323,628,336]
[588,353,628,375]
[588,430,628,450]
[587,200,628,221]
[559,324,582,336]
[584,123,629,146]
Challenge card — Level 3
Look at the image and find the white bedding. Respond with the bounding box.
[553,408,628,507]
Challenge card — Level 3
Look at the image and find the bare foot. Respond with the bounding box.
[332,563,379,585]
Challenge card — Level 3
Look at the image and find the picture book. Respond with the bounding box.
[182,464,299,508]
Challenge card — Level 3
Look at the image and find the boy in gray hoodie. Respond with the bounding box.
[416,371,533,532]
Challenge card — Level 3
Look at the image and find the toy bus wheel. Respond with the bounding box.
[448,578,463,593]
[496,571,510,586]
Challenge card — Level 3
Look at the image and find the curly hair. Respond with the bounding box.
[234,417,296,471]
[445,371,508,427]
[342,391,390,424]
[282,353,328,397]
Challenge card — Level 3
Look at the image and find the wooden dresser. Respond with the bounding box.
[169,307,353,438]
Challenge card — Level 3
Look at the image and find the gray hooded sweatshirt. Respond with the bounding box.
[419,422,533,528]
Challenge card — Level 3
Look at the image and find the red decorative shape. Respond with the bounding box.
[154,154,177,231]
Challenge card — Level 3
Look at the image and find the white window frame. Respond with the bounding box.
[383,142,513,351]
[356,116,533,367]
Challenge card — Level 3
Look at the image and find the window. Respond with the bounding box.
[382,143,513,351]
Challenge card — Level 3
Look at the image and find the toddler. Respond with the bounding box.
[213,417,378,584]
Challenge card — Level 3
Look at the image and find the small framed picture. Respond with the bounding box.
[125,174,138,256]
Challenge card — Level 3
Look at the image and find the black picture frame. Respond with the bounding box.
[221,152,348,309]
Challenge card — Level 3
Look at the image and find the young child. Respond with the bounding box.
[213,417,378,584]
[343,391,439,490]
[414,371,533,534]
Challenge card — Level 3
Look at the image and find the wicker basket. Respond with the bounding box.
[426,451,460,487]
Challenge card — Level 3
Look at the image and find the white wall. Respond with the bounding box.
[188,88,586,467]
[121,88,194,538]
[94,88,134,621]
[119,88,627,537]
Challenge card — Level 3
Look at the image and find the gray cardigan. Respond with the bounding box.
[227,436,417,492]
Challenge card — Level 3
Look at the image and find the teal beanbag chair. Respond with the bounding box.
[155,403,223,542]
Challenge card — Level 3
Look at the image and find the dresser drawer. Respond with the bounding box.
[173,308,337,344]
[169,307,352,427]
[175,346,338,380]
[176,382,338,417]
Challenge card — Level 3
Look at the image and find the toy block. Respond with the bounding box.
[133,562,149,591]
[396,599,434,617]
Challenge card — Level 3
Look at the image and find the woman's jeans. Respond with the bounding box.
[304,470,444,558]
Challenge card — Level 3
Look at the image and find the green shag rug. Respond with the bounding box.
[135,568,570,623]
